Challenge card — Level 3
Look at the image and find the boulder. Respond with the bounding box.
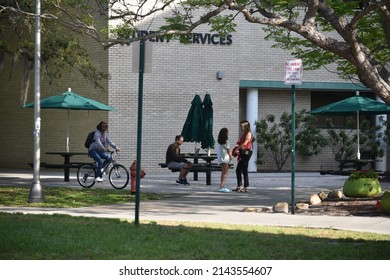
[241,207,263,213]
[309,194,322,205]
[273,202,289,213]
[318,191,327,201]
[296,203,309,210]
[328,190,343,199]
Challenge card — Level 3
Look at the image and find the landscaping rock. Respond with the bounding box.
[318,191,327,201]
[296,203,309,210]
[241,207,263,213]
[309,194,322,205]
[273,202,289,213]
[328,190,343,199]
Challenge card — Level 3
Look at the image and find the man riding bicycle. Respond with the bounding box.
[88,121,120,182]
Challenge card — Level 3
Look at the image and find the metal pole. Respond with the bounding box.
[356,91,361,160]
[135,41,145,225]
[291,85,296,214]
[29,0,44,203]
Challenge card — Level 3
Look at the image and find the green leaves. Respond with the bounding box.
[1,0,110,102]
[256,109,389,171]
[347,170,379,181]
[255,110,327,171]
[325,116,387,160]
[113,24,135,40]
[325,117,357,160]
[208,15,237,37]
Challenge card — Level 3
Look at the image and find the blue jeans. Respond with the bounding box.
[89,150,110,178]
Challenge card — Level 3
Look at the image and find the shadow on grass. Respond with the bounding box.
[0,186,179,208]
[0,212,389,260]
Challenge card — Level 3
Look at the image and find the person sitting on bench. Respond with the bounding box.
[166,135,192,185]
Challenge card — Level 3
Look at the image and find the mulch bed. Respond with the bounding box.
[296,197,387,216]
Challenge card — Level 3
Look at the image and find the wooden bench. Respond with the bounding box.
[159,162,233,185]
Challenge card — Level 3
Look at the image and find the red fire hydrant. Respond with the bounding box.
[130,160,146,194]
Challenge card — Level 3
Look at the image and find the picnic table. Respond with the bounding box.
[320,158,377,176]
[45,152,89,182]
[336,159,375,171]
[159,153,233,185]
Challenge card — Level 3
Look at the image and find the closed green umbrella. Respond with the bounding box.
[201,93,215,150]
[181,94,204,144]
[24,88,116,152]
[308,92,390,159]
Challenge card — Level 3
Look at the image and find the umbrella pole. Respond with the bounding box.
[357,111,360,160]
[66,109,70,152]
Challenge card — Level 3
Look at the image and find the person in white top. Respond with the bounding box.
[217,128,233,193]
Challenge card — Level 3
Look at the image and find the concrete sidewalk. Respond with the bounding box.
[1,169,390,234]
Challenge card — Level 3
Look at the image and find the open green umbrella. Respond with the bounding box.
[201,93,215,151]
[181,94,204,145]
[308,92,390,159]
[24,88,116,152]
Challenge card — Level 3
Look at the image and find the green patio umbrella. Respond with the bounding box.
[308,92,390,159]
[201,93,215,151]
[24,88,116,152]
[181,94,204,147]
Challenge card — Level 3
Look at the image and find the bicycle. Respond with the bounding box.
[77,150,129,189]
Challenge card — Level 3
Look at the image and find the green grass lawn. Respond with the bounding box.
[1,212,390,260]
[1,186,390,260]
[0,186,175,207]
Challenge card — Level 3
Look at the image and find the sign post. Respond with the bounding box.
[132,41,152,225]
[284,59,302,214]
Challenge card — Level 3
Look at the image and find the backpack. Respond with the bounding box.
[84,131,96,149]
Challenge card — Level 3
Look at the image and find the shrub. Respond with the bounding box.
[255,109,327,171]
[347,170,379,181]
[343,170,382,198]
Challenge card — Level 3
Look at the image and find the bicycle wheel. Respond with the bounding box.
[109,164,129,189]
[77,164,96,188]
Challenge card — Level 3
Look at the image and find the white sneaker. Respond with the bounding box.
[95,177,103,183]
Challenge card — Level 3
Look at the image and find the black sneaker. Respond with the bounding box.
[176,179,186,185]
[183,178,190,185]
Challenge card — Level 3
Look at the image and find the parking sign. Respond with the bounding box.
[284,59,302,85]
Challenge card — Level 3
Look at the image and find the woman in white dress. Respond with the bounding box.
[217,128,233,193]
